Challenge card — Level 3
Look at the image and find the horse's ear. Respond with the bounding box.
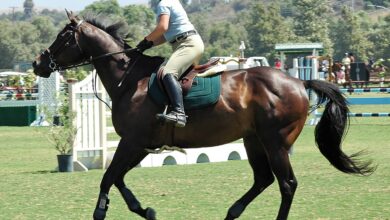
[65,9,81,24]
[65,9,79,22]
[65,9,73,21]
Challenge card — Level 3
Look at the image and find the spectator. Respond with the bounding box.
[274,58,282,69]
[373,59,387,78]
[338,67,346,84]
[342,53,351,71]
[342,53,352,87]
[348,52,355,63]
[367,58,374,70]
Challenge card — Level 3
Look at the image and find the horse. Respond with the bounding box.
[32,12,374,220]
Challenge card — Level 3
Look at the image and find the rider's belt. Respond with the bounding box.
[170,30,197,44]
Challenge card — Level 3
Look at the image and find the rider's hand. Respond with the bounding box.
[136,38,153,53]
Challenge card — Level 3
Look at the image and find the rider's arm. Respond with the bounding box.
[145,14,169,46]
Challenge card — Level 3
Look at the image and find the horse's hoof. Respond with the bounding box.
[145,207,156,220]
[93,208,106,220]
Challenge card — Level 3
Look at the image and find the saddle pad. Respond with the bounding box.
[148,73,221,110]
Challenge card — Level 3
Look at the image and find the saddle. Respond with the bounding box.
[148,58,222,110]
[157,58,220,95]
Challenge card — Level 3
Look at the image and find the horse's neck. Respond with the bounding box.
[81,32,128,98]
[79,27,164,100]
[107,54,165,101]
[93,57,127,97]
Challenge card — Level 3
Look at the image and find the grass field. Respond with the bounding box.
[0,105,389,219]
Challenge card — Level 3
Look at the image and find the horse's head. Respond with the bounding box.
[33,10,85,78]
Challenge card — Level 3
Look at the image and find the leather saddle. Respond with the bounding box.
[157,58,219,95]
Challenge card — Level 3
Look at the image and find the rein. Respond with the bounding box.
[48,46,139,71]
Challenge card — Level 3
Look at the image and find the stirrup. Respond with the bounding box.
[156,111,187,127]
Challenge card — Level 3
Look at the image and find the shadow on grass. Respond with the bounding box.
[27,170,60,174]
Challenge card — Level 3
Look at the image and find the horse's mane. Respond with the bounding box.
[83,14,129,44]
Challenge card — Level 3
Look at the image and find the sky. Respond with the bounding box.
[0,0,148,12]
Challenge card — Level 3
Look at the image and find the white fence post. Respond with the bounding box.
[69,71,107,171]
[309,58,319,125]
[291,58,299,78]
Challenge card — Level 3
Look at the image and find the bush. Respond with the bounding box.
[47,94,77,155]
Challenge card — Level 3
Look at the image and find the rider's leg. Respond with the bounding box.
[157,35,204,127]
[157,74,187,127]
[163,34,204,79]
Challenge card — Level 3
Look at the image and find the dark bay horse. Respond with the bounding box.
[32,12,374,220]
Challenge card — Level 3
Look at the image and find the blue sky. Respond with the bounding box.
[0,0,148,12]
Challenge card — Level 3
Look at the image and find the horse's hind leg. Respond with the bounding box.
[270,153,297,220]
[261,131,298,220]
[225,135,275,220]
[93,139,148,220]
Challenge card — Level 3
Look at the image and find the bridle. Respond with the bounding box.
[43,19,138,72]
[42,20,86,72]
[42,19,141,110]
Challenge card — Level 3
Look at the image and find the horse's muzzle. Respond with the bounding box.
[32,59,51,78]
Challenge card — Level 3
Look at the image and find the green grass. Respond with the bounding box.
[1,117,389,219]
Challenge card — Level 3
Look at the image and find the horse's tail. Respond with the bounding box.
[304,80,375,176]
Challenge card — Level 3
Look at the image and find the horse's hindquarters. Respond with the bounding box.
[172,68,309,148]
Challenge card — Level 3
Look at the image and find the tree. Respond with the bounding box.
[0,0,388,70]
[186,0,220,13]
[31,16,57,43]
[243,1,296,58]
[0,21,38,68]
[232,0,251,12]
[0,15,57,69]
[40,9,67,25]
[203,21,247,61]
[329,7,373,61]
[122,4,155,41]
[292,0,333,55]
[367,15,390,60]
[83,0,122,18]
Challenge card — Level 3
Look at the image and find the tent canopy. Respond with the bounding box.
[0,71,28,77]
[275,43,324,54]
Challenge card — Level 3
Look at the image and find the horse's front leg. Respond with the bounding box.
[93,139,148,220]
[115,179,156,220]
[114,157,156,219]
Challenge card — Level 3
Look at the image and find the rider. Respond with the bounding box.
[342,53,351,76]
[136,0,204,128]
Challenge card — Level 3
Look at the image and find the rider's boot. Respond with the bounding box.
[156,73,187,127]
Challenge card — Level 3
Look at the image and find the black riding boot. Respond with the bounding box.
[156,74,187,127]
